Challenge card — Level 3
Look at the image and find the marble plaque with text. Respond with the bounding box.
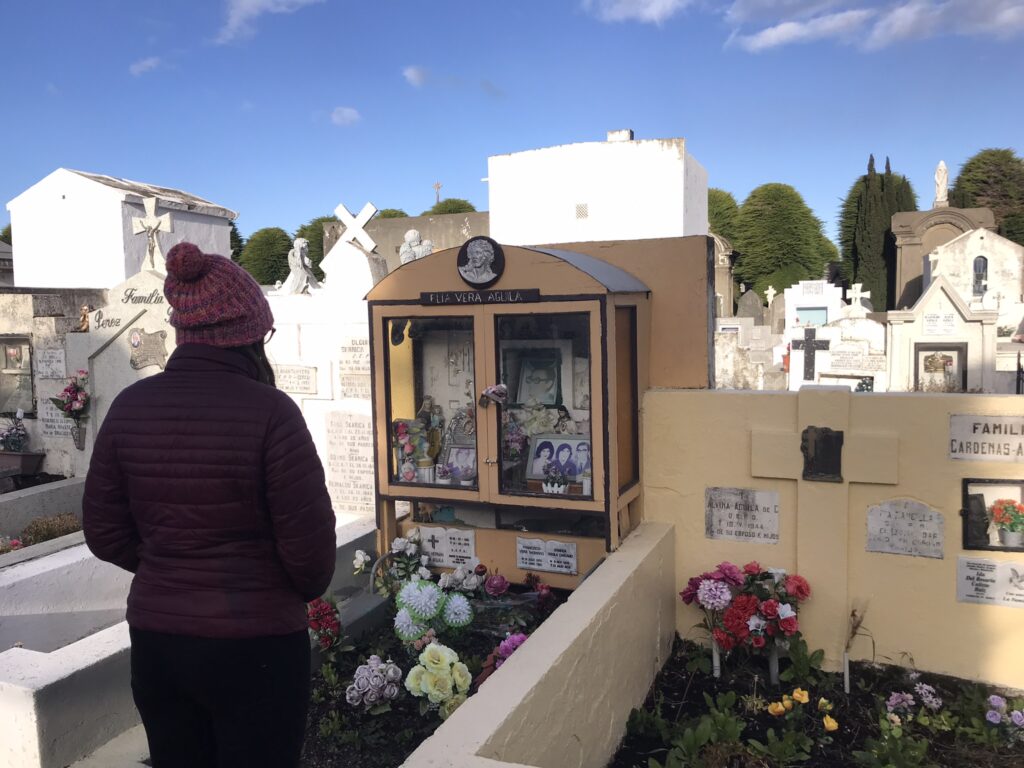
[516,537,578,575]
[338,338,370,376]
[273,365,318,395]
[949,414,1024,463]
[39,400,73,437]
[957,557,1024,609]
[420,527,477,569]
[325,410,374,515]
[705,487,780,544]
[35,349,67,379]
[866,498,944,559]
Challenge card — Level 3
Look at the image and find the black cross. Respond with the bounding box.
[792,328,830,382]
[426,534,441,549]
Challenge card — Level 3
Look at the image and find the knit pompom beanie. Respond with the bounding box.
[164,242,274,348]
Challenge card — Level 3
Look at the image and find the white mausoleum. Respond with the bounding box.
[487,129,708,245]
[6,168,236,289]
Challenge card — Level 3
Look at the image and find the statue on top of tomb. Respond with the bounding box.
[274,237,321,295]
[934,161,948,207]
[399,230,434,265]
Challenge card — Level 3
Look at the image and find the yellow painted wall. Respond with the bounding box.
[644,387,1024,689]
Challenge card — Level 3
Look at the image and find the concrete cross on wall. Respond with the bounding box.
[131,198,172,272]
[846,283,871,318]
[334,202,378,253]
[791,327,830,382]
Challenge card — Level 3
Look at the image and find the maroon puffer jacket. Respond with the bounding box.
[83,344,337,639]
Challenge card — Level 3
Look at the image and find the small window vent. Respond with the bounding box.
[575,203,589,220]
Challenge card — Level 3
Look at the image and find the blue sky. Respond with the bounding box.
[2,0,1022,243]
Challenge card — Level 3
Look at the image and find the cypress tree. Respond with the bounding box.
[855,156,887,309]
[708,188,740,243]
[239,227,292,285]
[951,148,1024,246]
[229,221,244,263]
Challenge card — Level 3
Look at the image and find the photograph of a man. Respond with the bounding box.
[457,236,504,288]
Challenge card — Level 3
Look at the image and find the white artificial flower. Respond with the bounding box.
[353,550,371,570]
[408,527,421,542]
[777,602,796,619]
[462,574,480,591]
[418,566,432,580]
[747,615,767,632]
[767,567,787,583]
[410,573,421,582]
[421,554,430,566]
[438,573,452,589]
[405,542,418,557]
[391,537,409,554]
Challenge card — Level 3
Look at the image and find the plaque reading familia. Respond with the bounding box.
[866,498,944,559]
[949,415,1024,463]
[35,349,67,379]
[704,487,780,544]
[273,365,318,395]
[420,527,477,569]
[515,537,578,575]
[339,339,370,376]
[325,410,374,516]
[956,557,1024,609]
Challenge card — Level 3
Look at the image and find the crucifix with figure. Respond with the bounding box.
[131,197,173,272]
[792,327,830,383]
[433,181,442,204]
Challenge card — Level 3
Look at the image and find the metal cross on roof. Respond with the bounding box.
[334,202,378,253]
[131,198,172,272]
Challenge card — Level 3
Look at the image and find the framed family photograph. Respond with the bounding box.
[499,339,573,406]
[525,433,593,481]
[440,444,477,479]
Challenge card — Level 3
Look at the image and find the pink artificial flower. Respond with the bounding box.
[760,599,780,619]
[779,616,799,636]
[485,574,510,597]
[716,562,745,586]
[784,575,811,602]
[743,561,761,575]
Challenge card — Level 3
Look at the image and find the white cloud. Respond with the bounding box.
[129,56,162,77]
[217,0,323,44]
[582,0,692,23]
[403,65,428,87]
[330,106,361,126]
[865,0,1024,49]
[734,7,874,50]
[725,0,841,25]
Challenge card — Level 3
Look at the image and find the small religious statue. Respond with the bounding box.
[399,229,434,265]
[274,237,321,295]
[553,405,576,435]
[934,160,949,207]
[76,304,93,332]
[131,197,173,272]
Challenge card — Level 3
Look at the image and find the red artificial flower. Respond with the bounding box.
[475,563,489,576]
[731,594,760,618]
[765,622,777,636]
[779,616,799,636]
[712,628,735,652]
[760,599,780,619]
[751,635,766,649]
[784,574,812,602]
[723,612,750,642]
[743,561,762,575]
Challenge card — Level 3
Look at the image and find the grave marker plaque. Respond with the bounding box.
[515,537,578,575]
[420,527,477,569]
[39,400,73,437]
[325,410,374,515]
[704,486,780,544]
[273,365,318,395]
[338,338,370,375]
[949,415,1024,463]
[35,349,67,379]
[866,499,944,559]
[956,557,1024,608]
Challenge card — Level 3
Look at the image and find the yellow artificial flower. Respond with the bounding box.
[439,693,467,720]
[782,696,794,711]
[792,688,809,704]
[422,669,454,704]
[823,715,839,732]
[452,661,472,694]
[767,702,787,716]
[817,697,833,712]
[405,665,426,696]
[419,643,454,675]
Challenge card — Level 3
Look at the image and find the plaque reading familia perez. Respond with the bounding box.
[704,487,780,544]
[866,499,944,559]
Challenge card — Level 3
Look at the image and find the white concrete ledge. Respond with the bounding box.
[404,521,675,768]
[0,477,85,538]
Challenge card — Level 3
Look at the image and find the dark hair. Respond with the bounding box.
[556,442,572,461]
[534,440,554,458]
[232,341,276,387]
[577,442,590,452]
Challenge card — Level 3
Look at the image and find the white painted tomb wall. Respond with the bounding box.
[488,131,708,245]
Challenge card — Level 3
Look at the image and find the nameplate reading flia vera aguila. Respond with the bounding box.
[420,289,540,306]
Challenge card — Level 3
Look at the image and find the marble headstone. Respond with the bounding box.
[736,290,765,325]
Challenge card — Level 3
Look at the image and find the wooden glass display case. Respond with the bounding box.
[367,238,650,588]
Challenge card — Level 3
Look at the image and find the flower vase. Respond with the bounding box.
[70,424,86,451]
[768,644,780,686]
[998,529,1024,548]
[542,482,567,495]
[711,640,721,679]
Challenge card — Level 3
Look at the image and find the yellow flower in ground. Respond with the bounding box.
[823,714,839,732]
[792,688,809,704]
[420,643,455,675]
[405,665,426,696]
[782,696,794,711]
[439,693,467,720]
[422,669,454,704]
[451,662,472,694]
[818,697,833,712]
[768,702,786,716]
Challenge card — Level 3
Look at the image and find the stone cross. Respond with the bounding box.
[846,283,871,319]
[433,181,442,204]
[792,327,830,382]
[765,285,777,306]
[751,387,898,668]
[426,533,441,549]
[131,198,172,272]
[334,202,378,253]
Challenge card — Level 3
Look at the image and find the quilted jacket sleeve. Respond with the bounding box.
[264,394,337,601]
[83,415,140,573]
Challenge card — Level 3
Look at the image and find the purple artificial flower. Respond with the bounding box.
[485,574,510,597]
[1010,710,1024,728]
[988,694,1007,712]
[886,691,916,714]
[914,683,943,712]
[986,709,1004,725]
[680,576,702,605]
[498,632,528,659]
[696,579,732,612]
[716,561,745,586]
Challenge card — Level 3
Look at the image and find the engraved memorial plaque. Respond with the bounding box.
[128,328,168,370]
[273,365,318,395]
[866,499,944,559]
[705,487,780,544]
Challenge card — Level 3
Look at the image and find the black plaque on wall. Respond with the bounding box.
[800,426,844,483]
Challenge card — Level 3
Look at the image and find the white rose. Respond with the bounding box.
[462,574,480,590]
[391,537,409,554]
[747,615,767,632]
[421,554,430,566]
[405,542,418,557]
[418,566,432,580]
[438,573,452,589]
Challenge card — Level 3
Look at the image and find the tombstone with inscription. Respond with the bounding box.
[814,314,889,391]
[735,289,765,325]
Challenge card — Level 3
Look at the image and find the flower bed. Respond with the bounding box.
[611,637,1024,767]
[300,528,562,768]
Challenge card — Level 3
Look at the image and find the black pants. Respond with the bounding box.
[130,627,310,768]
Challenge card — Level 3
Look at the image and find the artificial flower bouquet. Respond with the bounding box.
[404,642,472,720]
[989,499,1024,532]
[345,655,404,713]
[0,415,28,452]
[680,560,812,653]
[50,370,90,424]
